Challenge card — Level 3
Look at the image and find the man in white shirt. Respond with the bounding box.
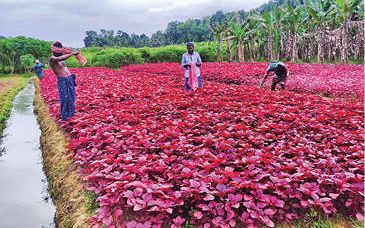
[181,42,203,91]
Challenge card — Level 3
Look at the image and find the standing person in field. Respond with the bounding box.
[181,42,203,91]
[34,59,44,80]
[49,41,87,121]
[260,61,288,91]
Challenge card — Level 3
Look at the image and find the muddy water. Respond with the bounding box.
[0,81,55,228]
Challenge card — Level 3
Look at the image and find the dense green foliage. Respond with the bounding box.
[83,19,213,48]
[0,36,223,71]
[1,0,363,72]
[83,0,306,48]
[65,42,225,68]
[20,54,35,73]
[83,0,363,64]
[0,37,51,73]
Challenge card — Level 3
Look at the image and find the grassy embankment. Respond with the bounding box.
[34,78,93,227]
[0,74,29,133]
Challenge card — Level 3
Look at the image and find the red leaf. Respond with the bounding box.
[173,216,185,225]
[203,194,215,201]
[260,215,274,227]
[194,210,203,219]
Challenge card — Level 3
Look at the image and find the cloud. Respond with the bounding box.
[0,0,268,47]
[149,0,209,12]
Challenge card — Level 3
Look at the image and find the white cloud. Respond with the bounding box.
[149,0,209,12]
[0,0,269,47]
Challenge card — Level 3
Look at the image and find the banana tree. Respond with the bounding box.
[246,13,263,61]
[273,7,285,60]
[329,0,363,63]
[210,22,226,62]
[246,17,261,61]
[220,20,234,62]
[252,11,277,61]
[284,3,306,62]
[228,19,247,62]
[305,0,331,63]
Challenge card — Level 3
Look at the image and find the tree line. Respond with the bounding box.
[0,0,363,74]
[218,0,364,63]
[0,36,51,73]
[84,0,364,63]
[83,0,300,48]
[83,18,212,48]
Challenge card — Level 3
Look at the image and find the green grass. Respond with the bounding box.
[0,73,33,78]
[293,215,363,228]
[0,74,28,133]
[278,209,363,228]
[84,190,98,215]
[183,221,194,228]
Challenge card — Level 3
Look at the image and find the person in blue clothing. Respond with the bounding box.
[33,59,44,80]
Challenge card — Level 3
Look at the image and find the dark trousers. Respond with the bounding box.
[185,76,203,91]
[271,75,286,91]
[57,74,76,120]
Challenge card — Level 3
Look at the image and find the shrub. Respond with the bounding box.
[80,42,221,68]
[20,54,35,72]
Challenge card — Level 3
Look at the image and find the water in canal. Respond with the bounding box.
[0,81,56,227]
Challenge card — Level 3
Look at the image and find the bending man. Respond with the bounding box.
[260,61,288,91]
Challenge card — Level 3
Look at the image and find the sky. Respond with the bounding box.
[0,0,269,47]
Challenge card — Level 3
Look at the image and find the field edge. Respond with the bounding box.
[34,78,91,227]
[0,75,28,134]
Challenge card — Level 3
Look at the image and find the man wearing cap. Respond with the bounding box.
[181,42,203,91]
[260,61,288,91]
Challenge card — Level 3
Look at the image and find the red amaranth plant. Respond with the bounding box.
[40,63,364,227]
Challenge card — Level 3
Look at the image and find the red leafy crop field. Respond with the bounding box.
[40,63,364,227]
[123,62,364,101]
